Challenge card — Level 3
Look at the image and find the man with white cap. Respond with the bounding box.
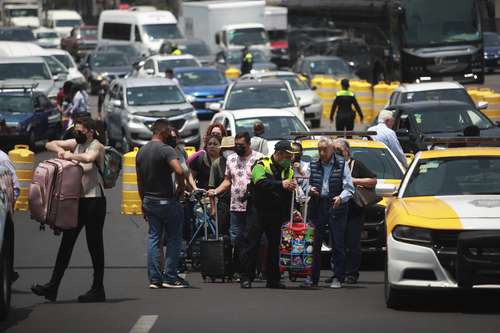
[368,110,408,168]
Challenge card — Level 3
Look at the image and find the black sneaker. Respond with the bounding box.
[345,276,358,285]
[78,287,106,303]
[162,277,189,288]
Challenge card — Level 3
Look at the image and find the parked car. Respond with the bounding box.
[136,54,202,78]
[211,108,309,153]
[292,55,357,81]
[160,38,213,66]
[0,165,15,320]
[240,71,323,127]
[210,79,308,121]
[102,77,200,151]
[174,67,228,119]
[61,25,98,60]
[215,48,276,76]
[33,27,61,49]
[0,27,36,43]
[483,32,500,73]
[0,56,58,100]
[79,51,131,94]
[95,41,148,66]
[387,101,500,153]
[45,49,86,83]
[0,83,62,150]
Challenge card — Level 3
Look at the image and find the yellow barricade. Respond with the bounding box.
[467,89,479,104]
[316,78,339,118]
[225,67,240,79]
[484,92,500,121]
[121,147,142,215]
[351,80,373,123]
[373,82,390,115]
[8,145,34,211]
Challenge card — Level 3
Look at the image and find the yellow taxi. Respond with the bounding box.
[300,138,406,253]
[384,145,500,308]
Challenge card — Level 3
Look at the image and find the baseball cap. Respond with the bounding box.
[274,140,294,154]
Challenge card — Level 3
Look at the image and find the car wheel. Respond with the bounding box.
[384,257,404,309]
[0,237,12,321]
[310,119,321,128]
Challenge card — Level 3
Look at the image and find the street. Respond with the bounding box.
[2,84,500,332]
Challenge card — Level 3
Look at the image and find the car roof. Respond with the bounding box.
[300,139,387,150]
[396,81,465,92]
[116,77,178,88]
[174,66,219,72]
[44,48,69,56]
[418,147,500,159]
[151,54,197,61]
[0,56,45,64]
[224,109,300,119]
[242,71,297,78]
[390,100,472,111]
[301,55,345,61]
[232,79,286,88]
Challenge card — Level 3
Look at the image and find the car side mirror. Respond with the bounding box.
[298,98,311,109]
[186,95,195,103]
[145,68,154,76]
[208,102,221,112]
[54,74,67,82]
[477,101,489,110]
[217,57,226,65]
[112,99,123,108]
[375,183,398,197]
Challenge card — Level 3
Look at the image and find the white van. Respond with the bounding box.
[98,10,182,54]
[45,10,82,38]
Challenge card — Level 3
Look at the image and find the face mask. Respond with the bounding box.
[235,144,246,156]
[278,159,291,169]
[75,131,87,144]
[223,150,234,158]
[165,138,177,148]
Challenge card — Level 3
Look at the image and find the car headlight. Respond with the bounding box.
[127,115,142,124]
[392,226,432,245]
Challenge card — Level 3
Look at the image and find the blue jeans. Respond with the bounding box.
[229,211,248,246]
[312,198,348,283]
[143,197,183,284]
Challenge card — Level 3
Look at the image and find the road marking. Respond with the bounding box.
[129,315,158,333]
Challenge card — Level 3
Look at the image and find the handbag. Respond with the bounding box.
[349,160,382,208]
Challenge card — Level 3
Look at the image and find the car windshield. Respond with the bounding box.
[401,0,481,47]
[42,56,68,75]
[303,146,404,179]
[0,28,35,41]
[126,85,185,106]
[228,28,268,46]
[36,31,58,39]
[0,95,33,113]
[81,28,97,37]
[99,45,140,61]
[91,53,128,67]
[53,54,74,69]
[306,59,350,76]
[412,107,493,134]
[176,70,226,86]
[8,8,38,17]
[158,59,199,72]
[402,89,474,106]
[142,24,182,40]
[227,50,269,65]
[235,116,307,140]
[404,157,500,197]
[226,85,294,110]
[180,42,210,57]
[264,75,308,90]
[55,20,81,28]
[0,63,51,80]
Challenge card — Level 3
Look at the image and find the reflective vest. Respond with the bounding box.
[171,49,182,56]
[252,156,293,184]
[336,89,354,97]
[243,52,253,63]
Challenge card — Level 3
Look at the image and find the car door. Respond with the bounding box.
[394,110,421,153]
[32,93,50,140]
[40,94,60,137]
[106,83,123,140]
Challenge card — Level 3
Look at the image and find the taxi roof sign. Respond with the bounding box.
[290,131,377,139]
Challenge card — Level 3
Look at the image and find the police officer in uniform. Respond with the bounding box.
[239,141,297,289]
[330,79,364,131]
[240,46,253,76]
[170,43,182,56]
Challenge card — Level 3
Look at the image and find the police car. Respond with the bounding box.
[384,138,500,308]
[299,134,406,254]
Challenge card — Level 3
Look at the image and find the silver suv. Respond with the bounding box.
[103,77,201,151]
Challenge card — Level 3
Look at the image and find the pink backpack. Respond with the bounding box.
[29,159,83,230]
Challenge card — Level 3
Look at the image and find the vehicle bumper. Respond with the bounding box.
[126,117,200,147]
[191,97,224,117]
[304,103,322,121]
[387,231,500,289]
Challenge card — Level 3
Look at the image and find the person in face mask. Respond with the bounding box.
[208,132,263,278]
[188,134,221,190]
[238,140,297,289]
[33,118,107,302]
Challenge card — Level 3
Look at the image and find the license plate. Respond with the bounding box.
[361,231,369,240]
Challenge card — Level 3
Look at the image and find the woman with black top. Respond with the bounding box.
[188,134,222,190]
[334,138,377,284]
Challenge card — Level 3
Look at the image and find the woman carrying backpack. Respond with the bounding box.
[32,118,107,303]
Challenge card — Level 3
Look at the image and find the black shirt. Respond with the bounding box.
[348,158,376,212]
[189,151,212,190]
[330,94,363,121]
[136,141,177,199]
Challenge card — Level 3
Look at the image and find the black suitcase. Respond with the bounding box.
[200,198,233,282]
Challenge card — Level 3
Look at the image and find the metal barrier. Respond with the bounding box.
[8,145,34,211]
[121,147,142,215]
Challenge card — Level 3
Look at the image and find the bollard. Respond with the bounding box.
[121,147,142,215]
[484,92,500,121]
[225,67,240,79]
[8,145,34,211]
[351,80,373,123]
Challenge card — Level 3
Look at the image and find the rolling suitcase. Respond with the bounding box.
[200,197,232,282]
[280,190,315,281]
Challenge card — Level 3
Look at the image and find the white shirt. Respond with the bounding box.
[0,150,20,198]
[70,90,88,115]
[368,123,408,168]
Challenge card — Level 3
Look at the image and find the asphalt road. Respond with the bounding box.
[2,75,500,332]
